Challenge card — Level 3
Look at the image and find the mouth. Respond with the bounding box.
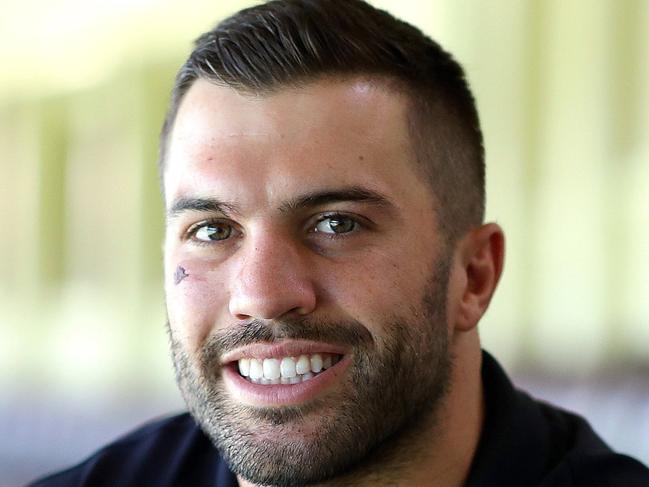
[220,341,350,406]
[237,353,343,384]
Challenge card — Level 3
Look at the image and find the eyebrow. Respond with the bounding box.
[167,197,239,219]
[278,186,394,213]
[167,186,395,219]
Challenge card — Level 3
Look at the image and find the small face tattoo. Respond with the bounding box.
[174,265,189,285]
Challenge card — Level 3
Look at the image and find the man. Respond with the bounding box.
[29,1,649,486]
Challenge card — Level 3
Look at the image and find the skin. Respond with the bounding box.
[163,77,505,486]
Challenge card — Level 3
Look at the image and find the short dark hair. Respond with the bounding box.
[160,0,485,242]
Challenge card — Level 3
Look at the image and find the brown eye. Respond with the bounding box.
[194,222,233,241]
[314,216,358,234]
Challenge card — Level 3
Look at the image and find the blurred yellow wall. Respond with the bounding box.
[1,0,648,396]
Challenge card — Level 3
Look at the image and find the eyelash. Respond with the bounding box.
[311,213,362,238]
[183,213,366,246]
[185,218,238,246]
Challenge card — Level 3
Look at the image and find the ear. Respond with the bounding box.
[453,223,505,332]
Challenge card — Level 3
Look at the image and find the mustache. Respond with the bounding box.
[200,318,374,364]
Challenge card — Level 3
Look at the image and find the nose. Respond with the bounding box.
[228,235,317,321]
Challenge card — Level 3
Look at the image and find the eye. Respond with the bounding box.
[313,215,359,235]
[189,220,234,242]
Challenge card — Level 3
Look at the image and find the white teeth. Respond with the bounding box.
[262,358,281,380]
[310,354,323,373]
[280,357,297,378]
[238,358,250,377]
[249,359,263,380]
[237,353,342,384]
[296,355,311,374]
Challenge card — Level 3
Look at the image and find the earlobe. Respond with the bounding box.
[454,223,505,332]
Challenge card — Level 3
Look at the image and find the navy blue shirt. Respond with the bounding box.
[28,352,649,486]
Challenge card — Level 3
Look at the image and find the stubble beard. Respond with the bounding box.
[168,258,452,486]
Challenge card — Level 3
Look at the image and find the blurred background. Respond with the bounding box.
[1,0,648,485]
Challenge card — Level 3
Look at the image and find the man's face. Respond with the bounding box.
[163,78,457,485]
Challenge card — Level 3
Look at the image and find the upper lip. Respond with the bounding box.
[220,340,348,364]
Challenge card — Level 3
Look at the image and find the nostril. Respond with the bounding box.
[289,304,312,316]
[228,289,317,321]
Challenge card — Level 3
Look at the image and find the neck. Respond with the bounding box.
[238,332,484,487]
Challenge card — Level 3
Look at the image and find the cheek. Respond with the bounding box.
[319,249,424,324]
[165,257,228,349]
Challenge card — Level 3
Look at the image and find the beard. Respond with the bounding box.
[168,257,452,486]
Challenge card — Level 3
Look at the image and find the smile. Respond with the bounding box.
[238,353,343,384]
[220,341,351,406]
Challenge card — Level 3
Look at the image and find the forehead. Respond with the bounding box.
[163,77,430,212]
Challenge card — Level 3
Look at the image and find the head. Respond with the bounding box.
[160,0,485,244]
[161,1,503,486]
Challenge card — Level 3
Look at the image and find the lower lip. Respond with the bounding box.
[222,356,351,407]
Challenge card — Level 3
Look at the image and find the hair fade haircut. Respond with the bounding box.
[160,0,485,242]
